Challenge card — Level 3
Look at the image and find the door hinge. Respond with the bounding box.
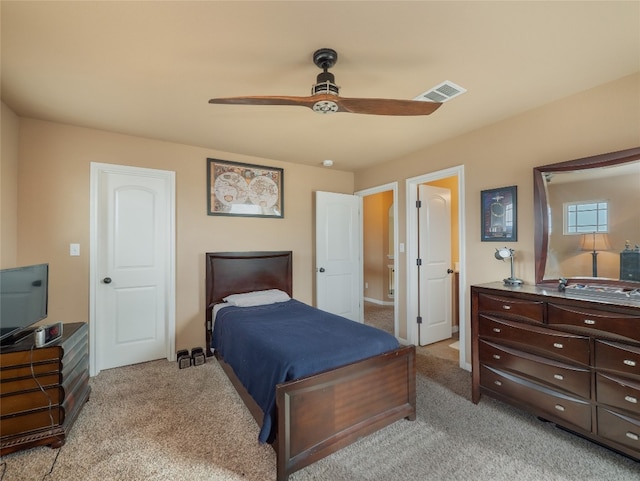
[417,316,423,324]
[416,258,422,266]
[416,200,422,208]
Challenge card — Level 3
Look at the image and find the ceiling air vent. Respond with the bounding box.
[414,81,467,103]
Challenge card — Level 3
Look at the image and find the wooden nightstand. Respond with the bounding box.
[1,322,90,455]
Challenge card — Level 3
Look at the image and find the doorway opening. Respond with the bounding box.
[407,166,467,370]
[356,183,398,339]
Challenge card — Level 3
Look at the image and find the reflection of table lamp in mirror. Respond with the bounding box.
[494,247,523,286]
[580,232,610,277]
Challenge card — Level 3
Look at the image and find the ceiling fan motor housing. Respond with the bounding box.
[311,47,340,97]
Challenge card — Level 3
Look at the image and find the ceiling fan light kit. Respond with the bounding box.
[209,48,444,116]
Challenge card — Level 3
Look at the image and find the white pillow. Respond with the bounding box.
[223,289,290,307]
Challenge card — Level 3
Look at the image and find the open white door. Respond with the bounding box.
[90,163,175,375]
[418,184,453,345]
[315,191,362,322]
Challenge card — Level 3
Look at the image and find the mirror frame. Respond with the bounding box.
[534,146,640,287]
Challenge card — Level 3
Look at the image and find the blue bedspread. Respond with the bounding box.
[211,299,400,443]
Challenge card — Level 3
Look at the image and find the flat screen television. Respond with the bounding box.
[0,263,49,345]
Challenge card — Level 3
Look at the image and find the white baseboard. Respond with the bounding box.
[364,297,394,306]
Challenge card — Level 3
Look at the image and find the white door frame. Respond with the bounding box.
[355,182,400,341]
[89,162,176,377]
[406,166,468,370]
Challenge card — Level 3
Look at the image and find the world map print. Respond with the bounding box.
[210,161,282,217]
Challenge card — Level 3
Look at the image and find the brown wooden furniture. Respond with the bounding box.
[205,251,416,481]
[472,282,640,460]
[0,322,90,455]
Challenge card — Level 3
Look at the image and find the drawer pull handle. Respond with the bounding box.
[493,354,501,360]
[554,404,565,412]
[553,343,564,349]
[502,305,511,310]
[492,327,502,333]
[494,380,502,387]
[625,396,638,404]
[554,374,564,381]
[626,432,639,442]
[624,359,637,367]
[583,319,596,325]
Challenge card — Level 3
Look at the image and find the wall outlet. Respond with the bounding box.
[365,282,368,289]
[70,243,80,256]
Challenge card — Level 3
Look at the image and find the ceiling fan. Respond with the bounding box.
[209,48,442,116]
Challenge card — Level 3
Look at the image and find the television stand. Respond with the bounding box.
[0,322,90,455]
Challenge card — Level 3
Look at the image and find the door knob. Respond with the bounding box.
[447,269,454,274]
[319,267,325,273]
[103,277,112,284]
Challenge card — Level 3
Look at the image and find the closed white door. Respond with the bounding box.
[418,185,452,345]
[90,163,175,375]
[315,191,362,322]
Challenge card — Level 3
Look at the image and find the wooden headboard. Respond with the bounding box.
[204,251,293,355]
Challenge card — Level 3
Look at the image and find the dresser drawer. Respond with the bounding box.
[597,408,640,453]
[548,303,640,343]
[596,373,640,416]
[0,387,62,416]
[0,361,60,381]
[479,316,590,365]
[595,340,640,379]
[0,373,61,395]
[0,407,61,437]
[480,340,591,398]
[480,365,592,431]
[478,293,544,323]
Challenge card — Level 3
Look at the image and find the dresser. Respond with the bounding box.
[0,322,90,455]
[471,283,640,460]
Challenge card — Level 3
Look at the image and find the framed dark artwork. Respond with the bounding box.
[207,158,284,218]
[481,185,517,242]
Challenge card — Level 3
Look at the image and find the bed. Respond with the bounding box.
[205,251,416,481]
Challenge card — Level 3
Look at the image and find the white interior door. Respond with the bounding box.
[418,184,452,345]
[315,191,362,322]
[90,163,175,375]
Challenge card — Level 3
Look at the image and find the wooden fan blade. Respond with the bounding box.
[335,97,442,116]
[209,95,317,109]
[209,94,443,116]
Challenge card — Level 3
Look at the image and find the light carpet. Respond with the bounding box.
[1,353,638,481]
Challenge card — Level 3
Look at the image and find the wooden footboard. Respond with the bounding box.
[275,344,416,481]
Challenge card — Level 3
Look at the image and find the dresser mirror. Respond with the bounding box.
[534,147,640,287]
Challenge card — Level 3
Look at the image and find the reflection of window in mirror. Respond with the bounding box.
[564,200,609,234]
[388,204,394,258]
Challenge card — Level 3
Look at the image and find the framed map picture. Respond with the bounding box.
[207,159,284,218]
[481,185,517,241]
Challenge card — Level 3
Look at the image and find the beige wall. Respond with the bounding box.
[354,72,640,361]
[13,118,353,350]
[1,102,20,268]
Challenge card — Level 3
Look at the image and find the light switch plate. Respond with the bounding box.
[70,243,80,256]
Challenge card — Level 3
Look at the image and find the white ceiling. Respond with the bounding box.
[2,1,639,172]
